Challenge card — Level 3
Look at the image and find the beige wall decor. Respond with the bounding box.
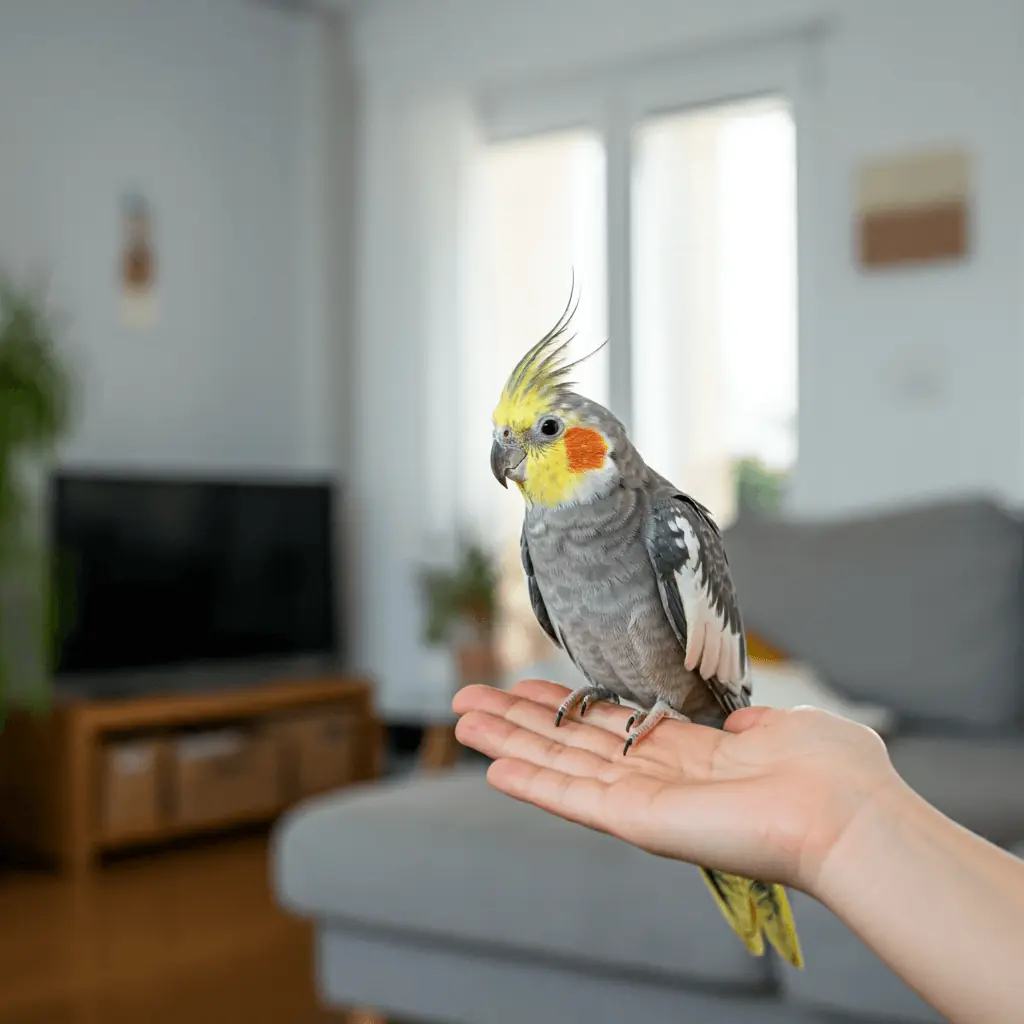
[119,191,159,329]
[856,147,970,267]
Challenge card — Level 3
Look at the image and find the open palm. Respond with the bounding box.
[452,678,896,895]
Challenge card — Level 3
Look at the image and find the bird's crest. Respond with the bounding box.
[493,280,607,430]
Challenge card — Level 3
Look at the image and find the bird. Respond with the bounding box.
[488,288,803,969]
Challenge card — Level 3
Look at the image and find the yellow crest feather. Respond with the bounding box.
[493,282,606,430]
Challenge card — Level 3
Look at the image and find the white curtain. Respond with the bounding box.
[457,128,608,678]
[632,98,797,526]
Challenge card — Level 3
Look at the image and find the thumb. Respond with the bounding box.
[723,705,777,734]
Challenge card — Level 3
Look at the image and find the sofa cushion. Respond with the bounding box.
[316,926,830,1024]
[723,497,1024,727]
[273,768,774,991]
[748,658,896,737]
[888,734,1024,844]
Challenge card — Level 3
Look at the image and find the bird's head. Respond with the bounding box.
[490,297,620,508]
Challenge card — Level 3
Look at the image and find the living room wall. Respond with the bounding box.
[0,0,349,476]
[345,0,1024,712]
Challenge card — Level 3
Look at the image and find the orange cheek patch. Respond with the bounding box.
[563,427,608,473]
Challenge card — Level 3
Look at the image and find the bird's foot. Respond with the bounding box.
[623,700,691,755]
[554,685,621,726]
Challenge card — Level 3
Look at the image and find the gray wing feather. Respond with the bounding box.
[642,494,751,715]
[520,524,560,649]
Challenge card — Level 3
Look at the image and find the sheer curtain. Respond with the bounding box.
[453,99,796,686]
[632,97,797,526]
[458,128,607,679]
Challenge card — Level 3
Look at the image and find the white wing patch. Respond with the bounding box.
[670,515,745,687]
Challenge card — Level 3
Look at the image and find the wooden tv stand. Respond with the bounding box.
[0,675,380,874]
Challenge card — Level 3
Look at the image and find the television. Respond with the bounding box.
[50,471,339,690]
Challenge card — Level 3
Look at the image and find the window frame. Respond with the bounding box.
[472,27,825,493]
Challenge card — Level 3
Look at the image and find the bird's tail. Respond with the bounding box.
[700,868,804,969]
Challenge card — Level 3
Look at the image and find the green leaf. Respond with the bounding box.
[733,456,789,517]
[0,271,74,723]
[418,531,499,646]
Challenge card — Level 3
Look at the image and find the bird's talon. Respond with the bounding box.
[625,710,647,734]
[580,696,590,716]
[623,737,635,756]
[554,709,565,727]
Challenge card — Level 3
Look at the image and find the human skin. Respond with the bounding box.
[453,678,1024,1024]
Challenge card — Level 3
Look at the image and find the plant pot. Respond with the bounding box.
[460,599,493,628]
[455,637,499,686]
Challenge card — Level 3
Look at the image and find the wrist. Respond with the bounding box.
[805,772,921,904]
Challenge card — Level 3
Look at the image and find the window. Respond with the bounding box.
[460,128,607,675]
[458,47,805,686]
[632,95,797,525]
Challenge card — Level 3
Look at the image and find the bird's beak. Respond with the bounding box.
[490,436,526,489]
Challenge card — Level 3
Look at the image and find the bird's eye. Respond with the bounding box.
[539,417,561,437]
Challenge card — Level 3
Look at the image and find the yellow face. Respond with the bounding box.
[490,400,611,507]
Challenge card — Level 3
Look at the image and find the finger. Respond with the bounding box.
[485,758,614,836]
[513,678,725,776]
[509,678,637,734]
[452,683,501,716]
[453,683,624,761]
[455,710,613,780]
[456,680,723,776]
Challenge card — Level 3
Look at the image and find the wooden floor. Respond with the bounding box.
[0,832,345,1024]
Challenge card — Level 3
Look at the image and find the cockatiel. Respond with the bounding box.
[488,293,803,969]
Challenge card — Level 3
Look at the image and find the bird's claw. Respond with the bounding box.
[624,709,648,733]
[553,686,620,727]
[622,701,690,755]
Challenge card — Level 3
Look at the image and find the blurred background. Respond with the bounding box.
[0,0,1021,1022]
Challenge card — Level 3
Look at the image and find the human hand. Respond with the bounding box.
[452,678,900,896]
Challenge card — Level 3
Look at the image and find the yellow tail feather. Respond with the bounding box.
[700,868,764,956]
[701,869,804,969]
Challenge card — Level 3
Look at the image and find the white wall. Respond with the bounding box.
[345,0,1024,712]
[795,2,1024,518]
[0,0,348,476]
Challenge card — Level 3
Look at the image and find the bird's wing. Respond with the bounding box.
[521,523,561,649]
[642,494,751,715]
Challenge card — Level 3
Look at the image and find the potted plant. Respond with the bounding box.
[419,535,500,688]
[0,273,74,722]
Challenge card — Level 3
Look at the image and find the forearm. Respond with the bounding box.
[814,778,1024,1024]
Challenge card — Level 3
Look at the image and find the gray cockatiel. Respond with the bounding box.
[488,295,803,968]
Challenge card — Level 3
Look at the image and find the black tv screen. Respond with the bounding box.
[51,472,338,676]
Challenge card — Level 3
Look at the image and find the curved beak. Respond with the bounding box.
[490,436,526,488]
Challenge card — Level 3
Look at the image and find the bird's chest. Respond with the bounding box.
[520,489,724,719]
[524,504,646,605]
[524,503,669,694]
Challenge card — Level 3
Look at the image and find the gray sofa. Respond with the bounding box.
[273,496,1024,1023]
